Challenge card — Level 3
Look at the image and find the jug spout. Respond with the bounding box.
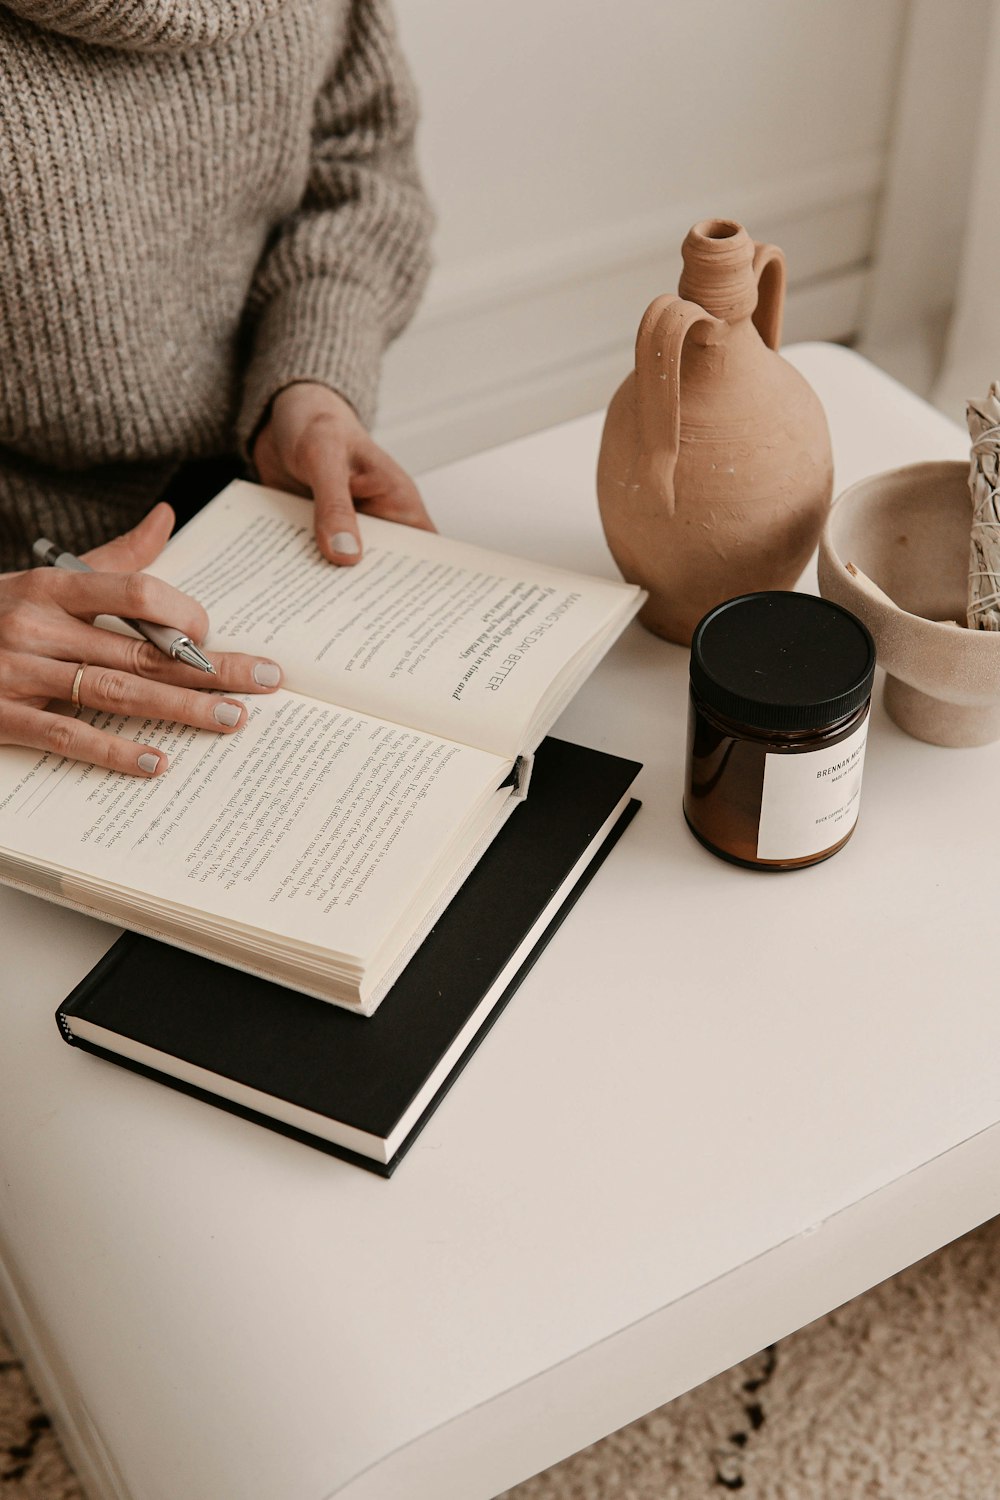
[679,218,786,348]
[679,219,757,323]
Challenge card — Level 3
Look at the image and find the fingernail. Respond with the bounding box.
[253,662,281,687]
[213,701,242,727]
[138,753,161,774]
[329,531,360,556]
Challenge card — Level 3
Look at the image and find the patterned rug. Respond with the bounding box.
[4,1215,1000,1499]
[0,1330,81,1500]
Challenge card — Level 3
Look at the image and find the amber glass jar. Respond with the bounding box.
[684,592,876,870]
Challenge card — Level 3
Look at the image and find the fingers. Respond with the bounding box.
[0,588,283,694]
[98,628,281,692]
[63,625,283,694]
[1,613,282,695]
[0,501,289,778]
[1,655,249,735]
[82,502,176,573]
[0,701,169,778]
[297,425,435,562]
[0,650,258,776]
[0,598,282,694]
[263,391,364,564]
[26,566,211,642]
[351,450,436,532]
[298,423,363,565]
[257,383,436,563]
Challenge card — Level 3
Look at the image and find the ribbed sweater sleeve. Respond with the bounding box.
[235,0,434,451]
[0,0,283,50]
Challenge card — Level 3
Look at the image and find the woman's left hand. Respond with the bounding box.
[252,382,435,566]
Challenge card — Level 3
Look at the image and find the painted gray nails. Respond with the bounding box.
[213,701,242,727]
[330,531,360,556]
[253,662,281,687]
[137,753,160,774]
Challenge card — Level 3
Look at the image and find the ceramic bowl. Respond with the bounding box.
[817,460,1000,747]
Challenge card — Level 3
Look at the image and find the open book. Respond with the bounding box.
[0,483,643,1013]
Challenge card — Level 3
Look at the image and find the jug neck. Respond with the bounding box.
[678,219,759,326]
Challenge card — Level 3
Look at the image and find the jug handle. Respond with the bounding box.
[635,294,723,516]
[752,241,786,350]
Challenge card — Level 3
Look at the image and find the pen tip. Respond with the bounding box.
[173,641,216,674]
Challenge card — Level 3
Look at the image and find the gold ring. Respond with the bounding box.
[70,663,88,710]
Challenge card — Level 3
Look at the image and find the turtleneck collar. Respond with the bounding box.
[3,0,286,52]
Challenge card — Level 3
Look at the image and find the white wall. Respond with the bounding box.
[377,0,909,472]
[859,0,994,405]
[933,0,1000,417]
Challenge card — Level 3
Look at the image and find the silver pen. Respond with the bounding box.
[33,539,216,674]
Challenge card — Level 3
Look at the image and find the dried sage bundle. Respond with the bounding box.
[967,382,1000,630]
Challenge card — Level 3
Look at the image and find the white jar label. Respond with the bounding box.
[756,714,869,861]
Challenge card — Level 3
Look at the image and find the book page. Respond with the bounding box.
[0,693,509,969]
[147,482,640,757]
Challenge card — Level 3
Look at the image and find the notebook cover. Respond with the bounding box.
[57,737,641,1175]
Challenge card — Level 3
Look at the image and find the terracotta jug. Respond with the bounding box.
[597,218,833,645]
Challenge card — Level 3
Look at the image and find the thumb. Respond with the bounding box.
[311,450,363,566]
[82,502,176,573]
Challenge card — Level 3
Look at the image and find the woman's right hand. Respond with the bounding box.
[0,503,283,777]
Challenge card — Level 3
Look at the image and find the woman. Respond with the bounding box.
[0,0,434,775]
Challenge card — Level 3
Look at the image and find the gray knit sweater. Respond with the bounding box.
[0,0,433,569]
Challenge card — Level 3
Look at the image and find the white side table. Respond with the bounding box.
[2,345,992,1500]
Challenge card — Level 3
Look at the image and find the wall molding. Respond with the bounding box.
[377,151,883,474]
[416,149,882,326]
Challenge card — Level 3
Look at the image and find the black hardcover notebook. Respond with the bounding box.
[56,738,641,1175]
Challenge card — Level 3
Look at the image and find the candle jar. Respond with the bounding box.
[684,592,876,870]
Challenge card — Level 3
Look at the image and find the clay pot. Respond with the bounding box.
[597,219,833,645]
[818,460,1000,747]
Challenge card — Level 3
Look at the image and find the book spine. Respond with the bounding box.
[54,940,130,1044]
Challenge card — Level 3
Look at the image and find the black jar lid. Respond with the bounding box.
[690,592,876,732]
